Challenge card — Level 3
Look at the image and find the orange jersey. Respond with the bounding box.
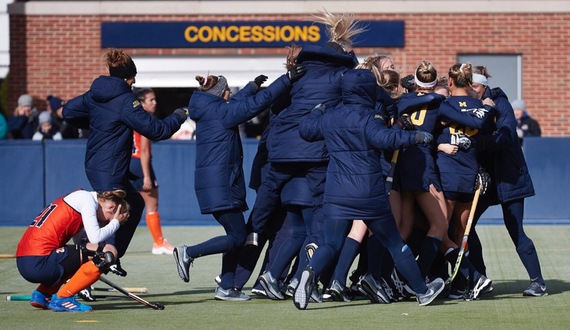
[16,190,119,257]
[132,131,152,159]
[16,196,84,257]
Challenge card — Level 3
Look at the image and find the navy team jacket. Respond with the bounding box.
[299,69,419,221]
[189,75,291,214]
[267,43,358,163]
[63,76,184,191]
[477,87,535,203]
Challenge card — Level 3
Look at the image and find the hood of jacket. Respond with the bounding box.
[297,43,358,69]
[90,76,133,103]
[341,69,378,109]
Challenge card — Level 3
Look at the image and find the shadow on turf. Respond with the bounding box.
[92,287,221,310]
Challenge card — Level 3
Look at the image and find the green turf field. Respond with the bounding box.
[1,225,569,329]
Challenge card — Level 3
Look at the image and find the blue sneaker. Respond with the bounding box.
[30,290,50,309]
[48,294,92,312]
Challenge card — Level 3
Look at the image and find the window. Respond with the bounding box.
[458,54,521,101]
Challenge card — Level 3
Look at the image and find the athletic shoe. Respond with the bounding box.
[465,275,492,301]
[245,232,259,246]
[30,290,50,309]
[152,239,174,255]
[329,280,353,302]
[78,286,96,302]
[310,284,323,303]
[390,268,408,298]
[293,267,315,310]
[523,281,548,297]
[447,289,466,300]
[358,273,391,304]
[286,278,298,297]
[416,278,445,306]
[251,287,267,297]
[321,288,334,302]
[259,271,285,300]
[48,294,92,312]
[482,285,494,295]
[214,287,251,301]
[173,245,193,283]
[305,243,318,261]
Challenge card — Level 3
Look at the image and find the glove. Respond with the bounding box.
[396,114,414,131]
[254,75,268,87]
[109,259,127,277]
[475,168,491,195]
[414,131,433,145]
[173,107,188,122]
[450,133,472,150]
[287,64,307,83]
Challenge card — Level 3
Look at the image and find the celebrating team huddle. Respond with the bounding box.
[15,10,546,313]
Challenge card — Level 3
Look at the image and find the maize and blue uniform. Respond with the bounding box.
[435,96,491,201]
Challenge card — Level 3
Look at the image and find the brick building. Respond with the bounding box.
[7,0,570,135]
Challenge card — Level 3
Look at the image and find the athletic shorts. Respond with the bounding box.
[129,157,158,191]
[16,244,81,287]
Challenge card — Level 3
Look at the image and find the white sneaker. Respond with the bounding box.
[152,239,174,255]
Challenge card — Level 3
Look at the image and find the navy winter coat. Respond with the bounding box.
[63,76,184,191]
[190,75,291,214]
[477,87,535,203]
[267,43,358,163]
[299,69,419,221]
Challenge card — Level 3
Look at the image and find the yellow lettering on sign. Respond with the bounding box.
[184,24,323,44]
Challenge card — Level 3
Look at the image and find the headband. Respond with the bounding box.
[109,62,137,79]
[414,75,438,88]
[472,73,488,86]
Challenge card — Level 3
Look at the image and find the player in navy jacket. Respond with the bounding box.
[245,12,362,253]
[293,68,444,310]
[468,66,547,297]
[63,49,185,269]
[173,69,304,301]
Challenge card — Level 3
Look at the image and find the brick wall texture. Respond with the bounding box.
[9,13,570,136]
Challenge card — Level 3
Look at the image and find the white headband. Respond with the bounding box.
[414,75,438,88]
[472,73,488,86]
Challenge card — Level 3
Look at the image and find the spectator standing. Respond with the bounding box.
[8,94,38,139]
[0,111,7,139]
[512,99,541,143]
[32,111,62,141]
[48,95,89,139]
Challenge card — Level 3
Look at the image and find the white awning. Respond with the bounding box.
[132,56,286,88]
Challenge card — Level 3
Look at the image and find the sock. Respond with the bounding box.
[57,262,101,298]
[331,237,360,286]
[367,235,384,279]
[416,236,442,277]
[146,212,164,245]
[37,281,66,295]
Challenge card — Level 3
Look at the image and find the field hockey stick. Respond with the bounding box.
[6,294,129,301]
[445,184,483,286]
[98,275,164,310]
[92,286,148,293]
[385,149,400,195]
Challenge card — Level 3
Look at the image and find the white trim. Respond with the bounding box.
[8,1,570,15]
[131,55,286,88]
